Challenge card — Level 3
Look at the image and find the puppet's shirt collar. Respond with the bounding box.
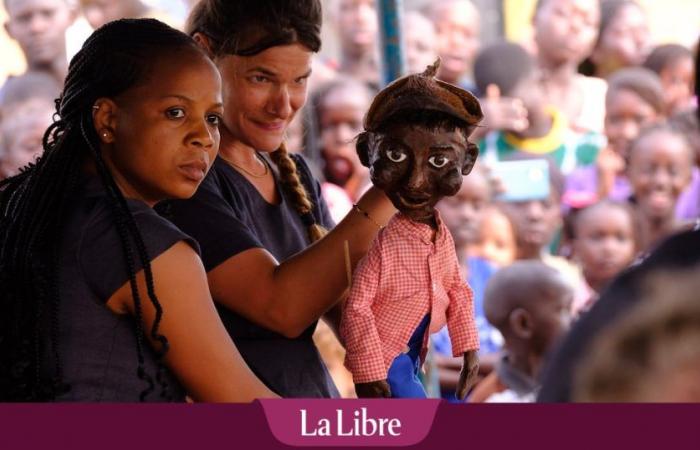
[391,210,446,246]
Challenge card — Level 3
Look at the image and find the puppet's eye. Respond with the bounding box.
[385,149,407,163]
[428,155,449,168]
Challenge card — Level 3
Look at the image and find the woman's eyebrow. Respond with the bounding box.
[246,67,277,77]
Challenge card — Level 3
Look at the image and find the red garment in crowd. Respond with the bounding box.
[341,212,479,383]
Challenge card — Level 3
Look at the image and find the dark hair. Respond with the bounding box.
[186,0,322,57]
[186,0,326,243]
[474,41,535,97]
[571,200,641,251]
[643,43,693,75]
[606,67,665,115]
[0,19,203,401]
[627,122,693,164]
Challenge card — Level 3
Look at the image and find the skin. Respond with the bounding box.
[534,0,600,126]
[591,3,650,79]
[192,34,395,339]
[573,204,636,293]
[92,48,275,401]
[471,206,517,268]
[403,12,437,74]
[628,130,692,250]
[334,0,379,86]
[508,69,553,140]
[0,99,53,178]
[4,0,75,81]
[501,189,562,260]
[431,0,480,85]
[597,88,661,199]
[357,122,480,398]
[437,170,491,253]
[80,0,148,29]
[319,82,372,199]
[659,56,695,115]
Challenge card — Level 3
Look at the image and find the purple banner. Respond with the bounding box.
[0,402,699,449]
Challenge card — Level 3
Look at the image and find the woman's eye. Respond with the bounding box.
[207,114,222,126]
[428,155,449,168]
[385,149,407,163]
[166,108,185,119]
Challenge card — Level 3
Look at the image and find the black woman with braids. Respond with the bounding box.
[161,0,395,397]
[0,18,275,402]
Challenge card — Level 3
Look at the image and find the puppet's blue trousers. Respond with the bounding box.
[387,314,429,398]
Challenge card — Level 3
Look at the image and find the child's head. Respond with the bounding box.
[500,158,565,259]
[643,44,695,115]
[575,270,700,402]
[313,77,374,187]
[0,71,62,110]
[572,200,638,291]
[79,0,146,30]
[471,204,517,267]
[4,0,75,70]
[357,61,483,224]
[627,124,693,226]
[403,11,437,74]
[333,0,378,60]
[437,164,492,250]
[668,109,700,167]
[533,0,600,67]
[604,67,665,160]
[589,0,650,77]
[0,98,54,178]
[474,41,543,123]
[427,0,480,85]
[484,261,573,361]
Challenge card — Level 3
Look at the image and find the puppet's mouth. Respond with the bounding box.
[396,192,432,208]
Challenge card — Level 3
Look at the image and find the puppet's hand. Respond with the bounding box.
[456,351,479,400]
[355,380,391,398]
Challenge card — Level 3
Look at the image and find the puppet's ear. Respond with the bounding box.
[356,131,375,168]
[462,142,479,175]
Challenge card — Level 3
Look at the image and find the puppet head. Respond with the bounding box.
[356,59,483,224]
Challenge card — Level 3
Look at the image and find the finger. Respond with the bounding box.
[486,83,501,100]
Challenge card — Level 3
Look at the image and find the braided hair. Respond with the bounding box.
[187,0,326,243]
[0,19,204,401]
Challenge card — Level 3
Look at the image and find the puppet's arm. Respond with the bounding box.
[446,262,480,400]
[340,239,390,397]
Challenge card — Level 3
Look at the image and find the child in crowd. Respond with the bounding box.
[579,0,650,79]
[469,261,573,402]
[644,44,695,115]
[565,67,665,207]
[0,97,54,178]
[533,0,607,134]
[1,0,76,89]
[79,0,177,30]
[469,204,518,268]
[403,11,438,74]
[426,0,480,91]
[474,41,604,176]
[627,124,694,251]
[312,77,374,207]
[571,200,638,313]
[331,0,380,89]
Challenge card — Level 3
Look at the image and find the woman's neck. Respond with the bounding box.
[644,215,678,249]
[539,58,577,85]
[219,129,263,167]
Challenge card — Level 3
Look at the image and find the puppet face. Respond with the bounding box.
[362,123,477,223]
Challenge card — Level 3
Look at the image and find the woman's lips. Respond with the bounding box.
[251,119,285,132]
[178,161,207,182]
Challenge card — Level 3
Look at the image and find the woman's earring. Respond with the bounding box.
[100,129,111,141]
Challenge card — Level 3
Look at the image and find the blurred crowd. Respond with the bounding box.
[0,0,698,402]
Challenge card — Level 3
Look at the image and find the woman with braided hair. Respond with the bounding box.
[162,0,395,397]
[0,18,275,402]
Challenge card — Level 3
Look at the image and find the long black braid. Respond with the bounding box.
[0,19,202,401]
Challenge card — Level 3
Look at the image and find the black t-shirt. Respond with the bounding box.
[538,227,700,402]
[161,154,339,398]
[49,175,198,402]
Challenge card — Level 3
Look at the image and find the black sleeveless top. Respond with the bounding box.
[161,154,339,398]
[48,175,198,402]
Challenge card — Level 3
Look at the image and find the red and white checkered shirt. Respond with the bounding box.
[340,211,479,384]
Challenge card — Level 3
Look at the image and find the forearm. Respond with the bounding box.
[269,187,393,335]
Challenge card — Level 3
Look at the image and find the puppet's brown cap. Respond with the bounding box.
[363,58,483,132]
